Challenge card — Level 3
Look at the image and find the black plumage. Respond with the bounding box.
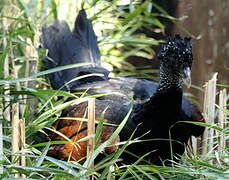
[41,10,205,164]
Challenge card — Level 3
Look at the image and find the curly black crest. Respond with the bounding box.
[158,34,193,66]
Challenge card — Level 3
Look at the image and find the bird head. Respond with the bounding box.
[158,34,193,88]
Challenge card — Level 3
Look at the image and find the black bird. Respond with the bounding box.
[41,10,205,164]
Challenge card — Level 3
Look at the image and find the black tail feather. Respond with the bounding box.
[73,9,101,66]
[41,9,108,91]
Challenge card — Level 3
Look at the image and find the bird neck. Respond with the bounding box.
[144,65,183,120]
[153,64,183,111]
[157,65,183,93]
[133,64,184,127]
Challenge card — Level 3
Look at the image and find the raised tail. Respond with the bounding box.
[41,9,109,91]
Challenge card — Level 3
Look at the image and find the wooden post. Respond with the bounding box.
[87,98,95,169]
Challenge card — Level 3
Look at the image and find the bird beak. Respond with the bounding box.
[183,67,191,88]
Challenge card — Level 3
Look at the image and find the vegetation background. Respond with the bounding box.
[0,0,228,179]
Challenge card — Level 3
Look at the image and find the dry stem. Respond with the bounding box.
[87,98,96,169]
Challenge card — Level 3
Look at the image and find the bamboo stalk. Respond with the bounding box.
[0,119,3,174]
[208,73,217,151]
[191,136,197,154]
[17,30,39,177]
[9,33,22,177]
[87,98,95,169]
[2,16,11,122]
[11,55,26,177]
[2,4,20,176]
[0,15,6,171]
[202,82,209,155]
[24,37,38,119]
[201,73,217,158]
[19,119,26,178]
[11,102,20,178]
[208,73,217,156]
[218,89,227,153]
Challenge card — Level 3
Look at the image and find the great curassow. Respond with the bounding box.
[41,9,205,165]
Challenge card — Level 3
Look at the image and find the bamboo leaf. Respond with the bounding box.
[51,0,58,20]
[0,63,91,85]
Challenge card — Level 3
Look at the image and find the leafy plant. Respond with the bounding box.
[0,0,228,179]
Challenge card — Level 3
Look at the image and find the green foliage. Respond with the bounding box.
[0,0,228,179]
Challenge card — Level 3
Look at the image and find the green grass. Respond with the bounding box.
[0,0,228,179]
